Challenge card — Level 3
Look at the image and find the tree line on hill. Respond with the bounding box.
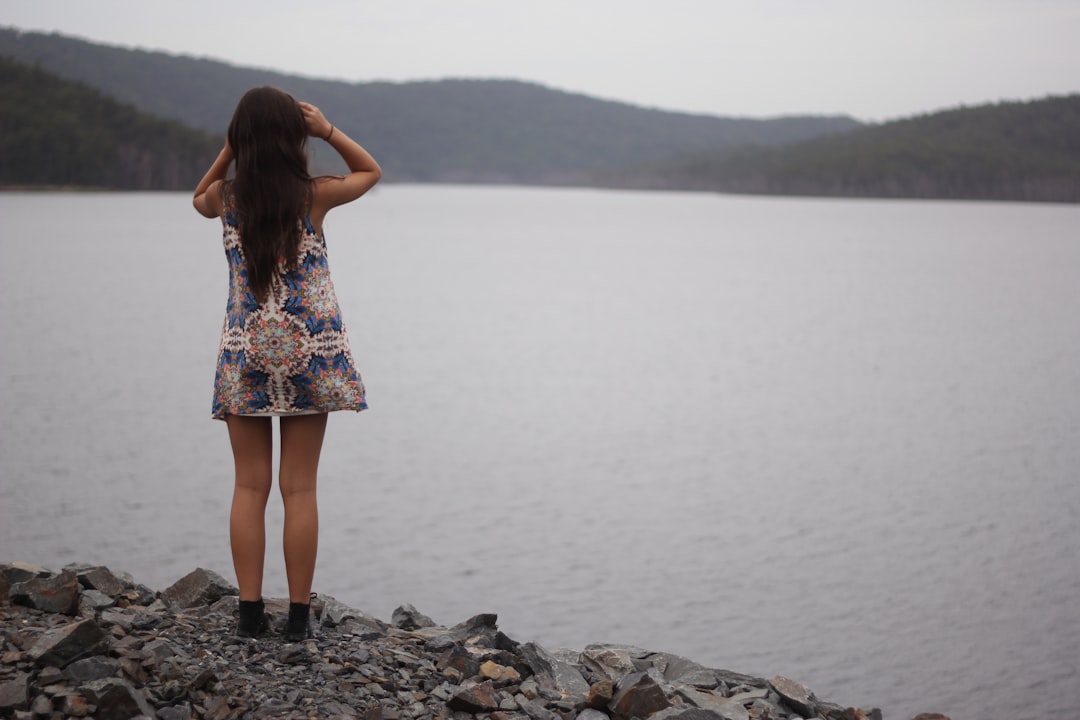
[609,96,1080,203]
[1,26,1078,202]
[0,56,219,189]
[0,27,858,184]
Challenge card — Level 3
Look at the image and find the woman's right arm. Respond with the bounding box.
[300,102,382,215]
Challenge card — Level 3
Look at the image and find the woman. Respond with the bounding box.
[193,87,381,640]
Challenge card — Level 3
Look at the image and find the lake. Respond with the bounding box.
[1,186,1078,720]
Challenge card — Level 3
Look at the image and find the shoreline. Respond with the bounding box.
[1,562,940,720]
[2,182,1077,205]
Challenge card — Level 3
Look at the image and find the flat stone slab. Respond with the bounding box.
[0,672,30,712]
[770,675,817,718]
[28,618,108,668]
[160,568,235,609]
[10,570,80,615]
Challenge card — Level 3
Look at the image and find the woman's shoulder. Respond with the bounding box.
[310,175,346,192]
[307,175,347,225]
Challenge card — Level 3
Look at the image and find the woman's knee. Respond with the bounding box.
[226,415,274,493]
[279,470,317,498]
[236,470,273,495]
[278,413,327,496]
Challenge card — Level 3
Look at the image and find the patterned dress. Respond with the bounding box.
[211,192,367,420]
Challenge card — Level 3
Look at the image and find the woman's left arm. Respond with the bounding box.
[193,144,234,218]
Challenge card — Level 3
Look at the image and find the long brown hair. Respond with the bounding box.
[226,87,312,303]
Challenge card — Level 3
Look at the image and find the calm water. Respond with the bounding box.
[1,187,1078,720]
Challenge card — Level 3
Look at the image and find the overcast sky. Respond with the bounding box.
[5,0,1079,121]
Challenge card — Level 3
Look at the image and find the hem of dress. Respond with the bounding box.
[212,404,368,422]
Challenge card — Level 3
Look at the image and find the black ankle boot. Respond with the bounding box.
[237,599,267,638]
[285,601,311,641]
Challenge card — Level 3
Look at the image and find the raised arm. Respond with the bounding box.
[192,143,234,218]
[300,101,381,223]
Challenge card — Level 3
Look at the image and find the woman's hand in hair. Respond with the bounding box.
[302,103,382,223]
[299,102,333,140]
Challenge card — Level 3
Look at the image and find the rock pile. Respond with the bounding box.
[0,562,915,720]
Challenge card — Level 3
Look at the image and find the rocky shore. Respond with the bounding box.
[0,562,943,720]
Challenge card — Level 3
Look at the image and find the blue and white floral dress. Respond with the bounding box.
[211,191,367,419]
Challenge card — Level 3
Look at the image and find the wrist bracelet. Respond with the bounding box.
[324,125,335,142]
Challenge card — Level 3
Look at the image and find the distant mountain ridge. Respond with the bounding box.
[0,27,860,183]
[2,27,1076,201]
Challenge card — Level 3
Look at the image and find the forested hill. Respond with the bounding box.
[0,57,220,189]
[0,27,859,183]
[2,27,1076,201]
[613,95,1080,203]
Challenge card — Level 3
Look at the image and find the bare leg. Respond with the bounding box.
[225,415,273,601]
[279,413,328,603]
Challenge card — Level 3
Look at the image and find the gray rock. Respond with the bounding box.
[408,612,508,651]
[65,656,121,682]
[582,644,638,683]
[0,672,30,712]
[715,669,767,692]
[160,568,236,609]
[38,666,65,685]
[142,638,181,665]
[0,562,51,602]
[518,678,540,700]
[517,698,561,720]
[28,617,108,668]
[653,653,720,689]
[10,570,80,615]
[131,610,163,630]
[207,595,237,616]
[609,671,672,719]
[437,644,481,678]
[61,692,95,717]
[157,707,194,720]
[189,668,217,691]
[911,715,952,720]
[407,624,457,649]
[81,588,116,609]
[751,696,789,719]
[770,675,816,718]
[586,678,614,709]
[550,648,582,665]
[652,709,733,720]
[75,566,127,597]
[319,594,385,631]
[341,617,387,637]
[447,680,501,712]
[99,608,134,631]
[675,686,750,720]
[480,659,521,683]
[80,678,155,720]
[204,695,231,720]
[392,603,436,630]
[726,688,768,704]
[126,583,158,606]
[1,561,52,577]
[449,612,501,646]
[577,710,609,720]
[30,694,51,715]
[519,642,590,697]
